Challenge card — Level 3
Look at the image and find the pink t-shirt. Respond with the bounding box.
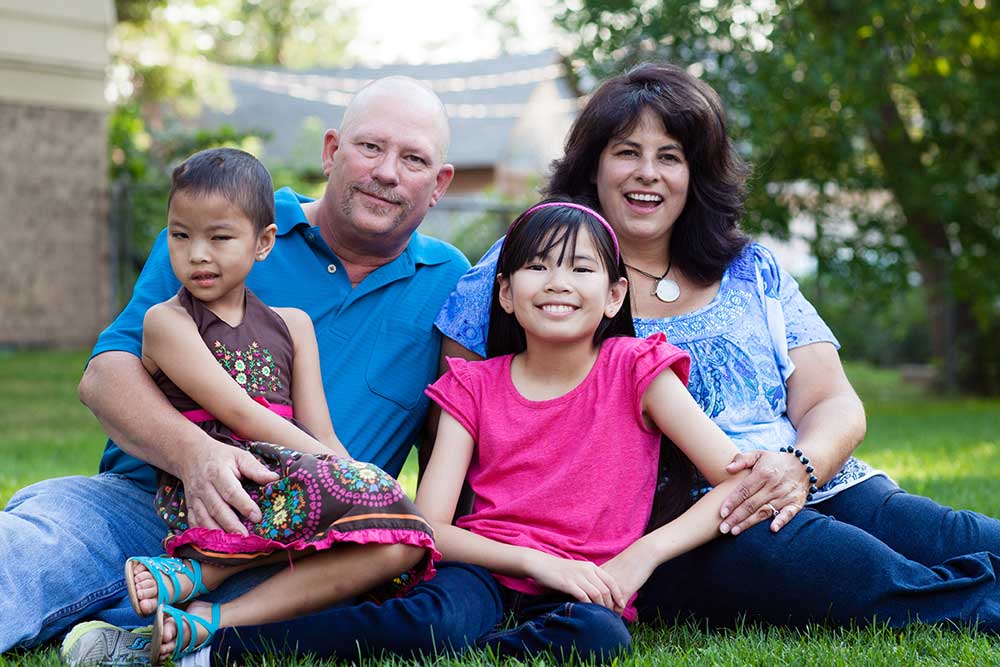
[425,333,690,618]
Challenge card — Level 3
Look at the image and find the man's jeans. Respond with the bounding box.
[1,474,500,658]
[1,474,162,651]
[638,475,1000,630]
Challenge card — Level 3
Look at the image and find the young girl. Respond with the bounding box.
[124,148,437,664]
[416,201,749,663]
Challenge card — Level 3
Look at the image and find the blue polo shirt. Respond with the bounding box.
[92,187,470,492]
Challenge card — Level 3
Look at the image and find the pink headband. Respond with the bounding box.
[510,201,620,261]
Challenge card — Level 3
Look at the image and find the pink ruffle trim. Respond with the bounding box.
[165,526,441,583]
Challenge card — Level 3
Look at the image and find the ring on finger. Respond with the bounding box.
[764,502,779,518]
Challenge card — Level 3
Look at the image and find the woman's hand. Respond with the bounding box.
[524,551,626,613]
[718,450,809,535]
[600,541,657,615]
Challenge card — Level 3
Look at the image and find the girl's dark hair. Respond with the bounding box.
[546,62,750,285]
[168,147,275,234]
[486,199,635,358]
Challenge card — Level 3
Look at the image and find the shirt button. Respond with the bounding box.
[327,264,337,274]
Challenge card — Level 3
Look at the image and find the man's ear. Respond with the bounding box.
[429,163,455,208]
[320,129,341,177]
[497,274,515,314]
[605,277,628,318]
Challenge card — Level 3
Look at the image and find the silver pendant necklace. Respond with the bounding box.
[625,260,681,303]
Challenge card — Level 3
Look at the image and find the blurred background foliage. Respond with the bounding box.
[108,0,348,261]
[109,0,999,394]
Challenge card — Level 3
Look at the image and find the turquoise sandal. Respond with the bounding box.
[150,603,220,665]
[125,556,210,616]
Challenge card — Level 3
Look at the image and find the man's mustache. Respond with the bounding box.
[352,183,404,205]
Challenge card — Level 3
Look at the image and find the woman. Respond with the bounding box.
[433,63,1000,630]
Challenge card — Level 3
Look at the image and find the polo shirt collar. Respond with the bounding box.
[274,186,314,236]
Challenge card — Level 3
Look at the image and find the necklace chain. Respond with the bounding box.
[624,259,672,282]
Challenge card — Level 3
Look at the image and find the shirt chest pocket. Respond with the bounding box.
[366,319,437,410]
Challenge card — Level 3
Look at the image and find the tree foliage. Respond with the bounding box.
[108,0,348,293]
[555,0,1000,393]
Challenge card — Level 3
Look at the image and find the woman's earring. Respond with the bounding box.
[257,253,265,260]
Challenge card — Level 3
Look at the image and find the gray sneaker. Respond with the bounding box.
[60,621,153,666]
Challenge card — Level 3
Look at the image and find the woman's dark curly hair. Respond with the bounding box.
[546,62,750,285]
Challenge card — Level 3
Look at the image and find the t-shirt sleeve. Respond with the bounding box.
[433,236,504,358]
[424,358,481,441]
[769,253,840,351]
[89,228,181,362]
[631,333,692,432]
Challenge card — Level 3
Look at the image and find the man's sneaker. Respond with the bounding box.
[60,621,153,666]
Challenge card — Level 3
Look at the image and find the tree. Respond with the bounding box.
[554,0,1000,393]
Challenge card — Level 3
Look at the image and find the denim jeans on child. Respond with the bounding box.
[638,475,1000,630]
[211,561,501,661]
[220,561,634,665]
[476,577,632,664]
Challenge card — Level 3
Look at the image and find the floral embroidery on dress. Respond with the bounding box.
[248,469,322,541]
[317,458,406,507]
[155,482,189,531]
[212,340,282,395]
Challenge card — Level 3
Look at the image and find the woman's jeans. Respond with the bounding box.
[0,474,498,657]
[638,475,1000,630]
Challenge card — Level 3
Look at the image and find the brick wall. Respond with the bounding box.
[0,101,110,347]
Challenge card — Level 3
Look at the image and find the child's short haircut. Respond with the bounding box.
[168,148,274,234]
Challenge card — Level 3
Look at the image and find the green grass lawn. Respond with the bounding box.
[2,350,999,665]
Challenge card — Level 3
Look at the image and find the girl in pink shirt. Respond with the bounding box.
[417,200,749,663]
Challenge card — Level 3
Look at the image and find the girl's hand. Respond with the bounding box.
[600,541,657,614]
[719,450,808,535]
[524,551,626,613]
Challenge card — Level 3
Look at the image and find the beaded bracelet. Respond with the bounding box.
[779,446,819,501]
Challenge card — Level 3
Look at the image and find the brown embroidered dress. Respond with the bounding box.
[152,288,437,585]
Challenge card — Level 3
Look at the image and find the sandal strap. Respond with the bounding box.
[130,556,210,606]
[163,603,221,661]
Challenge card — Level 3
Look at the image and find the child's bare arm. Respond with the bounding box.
[416,411,625,611]
[643,367,742,486]
[142,304,334,456]
[596,366,751,611]
[274,308,349,458]
[600,473,747,613]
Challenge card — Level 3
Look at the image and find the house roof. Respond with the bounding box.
[199,50,579,170]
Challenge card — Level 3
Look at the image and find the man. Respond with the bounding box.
[2,77,499,662]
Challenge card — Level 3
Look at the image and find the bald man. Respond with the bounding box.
[4,77,498,662]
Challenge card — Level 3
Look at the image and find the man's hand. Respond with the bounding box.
[600,541,657,615]
[524,551,626,613]
[719,450,808,535]
[178,442,279,535]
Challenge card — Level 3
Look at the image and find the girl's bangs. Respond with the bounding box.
[502,208,615,274]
